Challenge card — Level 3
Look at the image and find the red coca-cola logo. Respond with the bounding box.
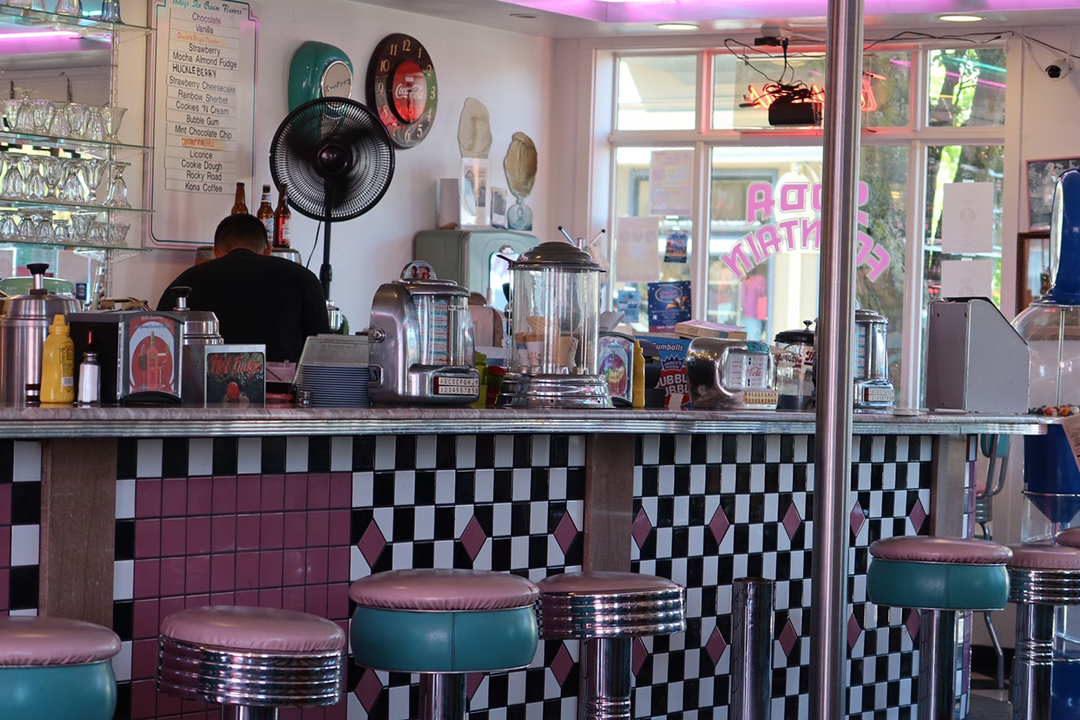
[747,364,763,378]
[392,61,427,123]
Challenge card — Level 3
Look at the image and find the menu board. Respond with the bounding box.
[149,0,258,247]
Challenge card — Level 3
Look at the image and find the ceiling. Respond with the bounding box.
[351,0,1080,38]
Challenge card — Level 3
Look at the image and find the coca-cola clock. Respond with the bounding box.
[367,33,438,149]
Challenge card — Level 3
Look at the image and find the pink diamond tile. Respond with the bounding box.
[211,476,235,514]
[260,513,284,550]
[847,612,862,650]
[235,551,260,590]
[782,503,802,541]
[705,627,728,666]
[134,479,162,519]
[134,519,161,559]
[632,637,648,676]
[260,475,284,512]
[186,477,212,515]
[330,473,351,508]
[709,505,730,545]
[778,619,799,658]
[633,508,654,549]
[284,475,308,511]
[553,512,579,554]
[210,516,236,554]
[236,475,261,513]
[161,478,187,517]
[461,516,488,562]
[329,510,351,546]
[307,510,330,547]
[550,642,575,686]
[355,667,384,712]
[850,501,866,538]
[909,498,928,534]
[358,521,387,568]
[466,672,484,700]
[906,609,921,641]
[236,514,261,551]
[308,474,330,509]
[283,513,307,549]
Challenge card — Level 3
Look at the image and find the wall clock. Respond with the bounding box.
[367,33,438,149]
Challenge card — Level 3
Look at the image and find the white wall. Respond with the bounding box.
[115,0,554,325]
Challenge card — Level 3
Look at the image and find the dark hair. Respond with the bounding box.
[214,213,268,252]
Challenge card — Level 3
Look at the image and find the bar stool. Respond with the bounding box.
[157,605,346,719]
[0,616,120,720]
[349,569,539,720]
[536,571,686,720]
[1006,544,1080,720]
[866,536,1011,720]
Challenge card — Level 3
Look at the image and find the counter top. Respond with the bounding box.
[0,406,1047,438]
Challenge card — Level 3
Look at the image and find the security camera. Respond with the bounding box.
[1046,58,1073,80]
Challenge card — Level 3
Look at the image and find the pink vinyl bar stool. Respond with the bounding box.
[157,606,346,720]
[0,616,121,720]
[1006,544,1080,720]
[536,571,686,720]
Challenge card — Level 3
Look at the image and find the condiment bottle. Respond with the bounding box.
[632,340,645,409]
[77,351,100,405]
[256,184,274,240]
[273,183,291,248]
[231,182,248,215]
[40,314,75,404]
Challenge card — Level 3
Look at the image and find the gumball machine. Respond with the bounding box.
[1014,168,1080,716]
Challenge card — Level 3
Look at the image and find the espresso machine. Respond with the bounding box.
[367,261,479,404]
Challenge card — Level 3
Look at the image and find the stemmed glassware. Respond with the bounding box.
[54,0,83,16]
[42,156,64,199]
[66,103,88,139]
[84,106,105,142]
[0,213,17,242]
[80,157,104,202]
[104,160,130,208]
[100,106,126,142]
[59,157,84,203]
[48,100,71,138]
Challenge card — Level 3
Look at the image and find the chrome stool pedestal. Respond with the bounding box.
[537,571,686,720]
[157,606,346,720]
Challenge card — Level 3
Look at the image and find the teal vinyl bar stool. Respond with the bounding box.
[866,536,1011,720]
[349,569,540,720]
[0,616,121,720]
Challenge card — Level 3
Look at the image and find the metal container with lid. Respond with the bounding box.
[854,308,893,410]
[775,321,815,411]
[496,239,611,408]
[0,263,81,406]
[166,285,222,406]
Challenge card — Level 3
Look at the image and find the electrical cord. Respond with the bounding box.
[305,221,321,269]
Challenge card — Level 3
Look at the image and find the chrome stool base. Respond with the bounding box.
[224,708,279,720]
[419,673,467,720]
[917,609,958,720]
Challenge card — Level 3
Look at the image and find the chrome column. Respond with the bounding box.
[809,0,865,716]
[419,673,467,720]
[580,637,633,719]
[1012,603,1055,720]
[226,708,278,720]
[917,609,958,720]
[730,578,775,719]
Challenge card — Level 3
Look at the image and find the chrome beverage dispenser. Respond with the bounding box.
[367,262,479,404]
[1013,167,1080,714]
[496,240,611,408]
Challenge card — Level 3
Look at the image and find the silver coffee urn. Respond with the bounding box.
[854,308,894,410]
[496,240,611,408]
[0,263,81,406]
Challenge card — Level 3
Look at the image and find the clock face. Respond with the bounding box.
[367,33,438,149]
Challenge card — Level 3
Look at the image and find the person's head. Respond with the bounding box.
[214,214,270,257]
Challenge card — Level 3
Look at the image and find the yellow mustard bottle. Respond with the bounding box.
[632,340,645,409]
[41,314,75,404]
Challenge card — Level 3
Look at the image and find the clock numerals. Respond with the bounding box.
[369,33,437,149]
[379,59,389,73]
[403,39,412,53]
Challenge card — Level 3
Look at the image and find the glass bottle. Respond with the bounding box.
[256,184,274,240]
[231,182,247,215]
[273,183,291,248]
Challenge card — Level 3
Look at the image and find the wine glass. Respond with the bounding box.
[104,160,130,208]
[100,105,126,142]
[48,101,71,138]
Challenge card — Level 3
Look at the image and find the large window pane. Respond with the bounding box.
[928,48,1006,127]
[612,146,694,330]
[617,55,697,130]
[712,50,911,131]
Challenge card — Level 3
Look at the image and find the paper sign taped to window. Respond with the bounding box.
[615,215,662,283]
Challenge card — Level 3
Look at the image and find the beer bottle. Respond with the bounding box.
[273,184,292,248]
[231,182,247,214]
[256,184,274,239]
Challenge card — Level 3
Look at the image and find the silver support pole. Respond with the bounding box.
[808,0,864,715]
[1012,602,1055,720]
[731,578,775,720]
[918,609,958,720]
[225,707,278,720]
[419,673,467,720]
[579,637,633,720]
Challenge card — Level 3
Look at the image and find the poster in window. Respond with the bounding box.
[648,150,693,216]
[1028,157,1080,230]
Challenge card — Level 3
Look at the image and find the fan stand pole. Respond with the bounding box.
[320,191,333,301]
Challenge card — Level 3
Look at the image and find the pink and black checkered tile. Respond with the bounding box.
[0,440,44,618]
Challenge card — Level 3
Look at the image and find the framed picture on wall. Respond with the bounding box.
[1027,157,1080,230]
[1016,230,1051,313]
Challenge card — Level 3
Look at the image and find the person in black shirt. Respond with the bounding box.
[156,214,330,362]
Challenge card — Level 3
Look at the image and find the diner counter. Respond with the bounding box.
[0,405,1048,438]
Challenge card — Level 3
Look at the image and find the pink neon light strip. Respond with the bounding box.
[0,30,80,40]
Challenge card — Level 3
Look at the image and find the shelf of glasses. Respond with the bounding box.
[0,198,149,214]
[0,239,146,253]
[0,129,149,155]
[0,6,153,41]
